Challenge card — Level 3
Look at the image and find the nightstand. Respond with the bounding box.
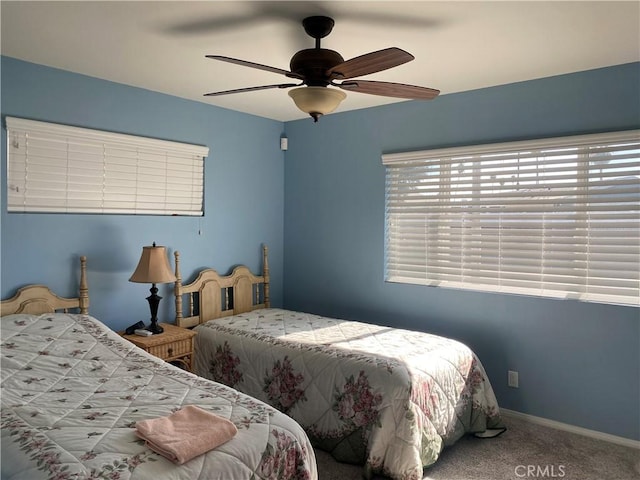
[121,323,197,371]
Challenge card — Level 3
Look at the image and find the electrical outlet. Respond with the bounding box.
[508,370,519,388]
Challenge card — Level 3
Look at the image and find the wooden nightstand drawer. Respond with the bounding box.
[120,322,197,371]
[147,337,193,361]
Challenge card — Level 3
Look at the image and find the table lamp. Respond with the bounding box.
[129,242,176,334]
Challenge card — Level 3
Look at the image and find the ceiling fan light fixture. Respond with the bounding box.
[288,87,346,122]
[205,17,438,120]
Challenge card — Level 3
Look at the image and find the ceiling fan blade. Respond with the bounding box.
[204,83,299,97]
[327,47,414,79]
[206,55,303,80]
[338,80,440,99]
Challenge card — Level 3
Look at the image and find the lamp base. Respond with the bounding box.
[146,284,164,334]
[148,321,164,335]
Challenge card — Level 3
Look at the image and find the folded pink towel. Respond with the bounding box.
[135,405,238,464]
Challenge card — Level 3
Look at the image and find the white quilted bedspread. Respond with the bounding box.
[193,308,505,480]
[1,313,317,480]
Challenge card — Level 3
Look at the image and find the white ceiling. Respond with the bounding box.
[2,1,639,122]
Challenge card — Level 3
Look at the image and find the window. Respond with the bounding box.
[6,117,209,215]
[383,130,640,306]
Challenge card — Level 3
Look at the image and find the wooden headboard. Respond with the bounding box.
[0,256,90,316]
[174,245,270,329]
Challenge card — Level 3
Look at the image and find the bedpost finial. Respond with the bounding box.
[174,251,183,325]
[79,255,89,314]
[262,244,270,308]
[262,245,269,275]
[174,251,182,282]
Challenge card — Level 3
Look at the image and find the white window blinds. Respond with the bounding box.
[383,130,640,307]
[6,117,208,215]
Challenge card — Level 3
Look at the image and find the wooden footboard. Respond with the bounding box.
[1,256,89,315]
[174,245,270,328]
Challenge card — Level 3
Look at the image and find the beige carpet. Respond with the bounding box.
[314,415,640,480]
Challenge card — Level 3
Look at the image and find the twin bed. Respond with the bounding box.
[2,248,504,480]
[1,256,317,480]
[174,245,505,480]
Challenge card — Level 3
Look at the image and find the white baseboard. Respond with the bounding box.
[501,408,640,449]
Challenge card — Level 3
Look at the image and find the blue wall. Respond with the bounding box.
[1,57,286,331]
[283,63,640,441]
[2,56,638,442]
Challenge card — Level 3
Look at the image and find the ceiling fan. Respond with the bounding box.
[204,16,440,122]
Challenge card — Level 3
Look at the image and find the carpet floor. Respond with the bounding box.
[314,414,639,480]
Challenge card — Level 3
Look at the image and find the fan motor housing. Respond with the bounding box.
[290,48,344,86]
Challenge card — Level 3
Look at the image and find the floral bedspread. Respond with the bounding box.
[194,308,505,480]
[1,313,317,480]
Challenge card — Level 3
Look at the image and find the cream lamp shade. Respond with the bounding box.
[288,87,347,122]
[129,244,176,284]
